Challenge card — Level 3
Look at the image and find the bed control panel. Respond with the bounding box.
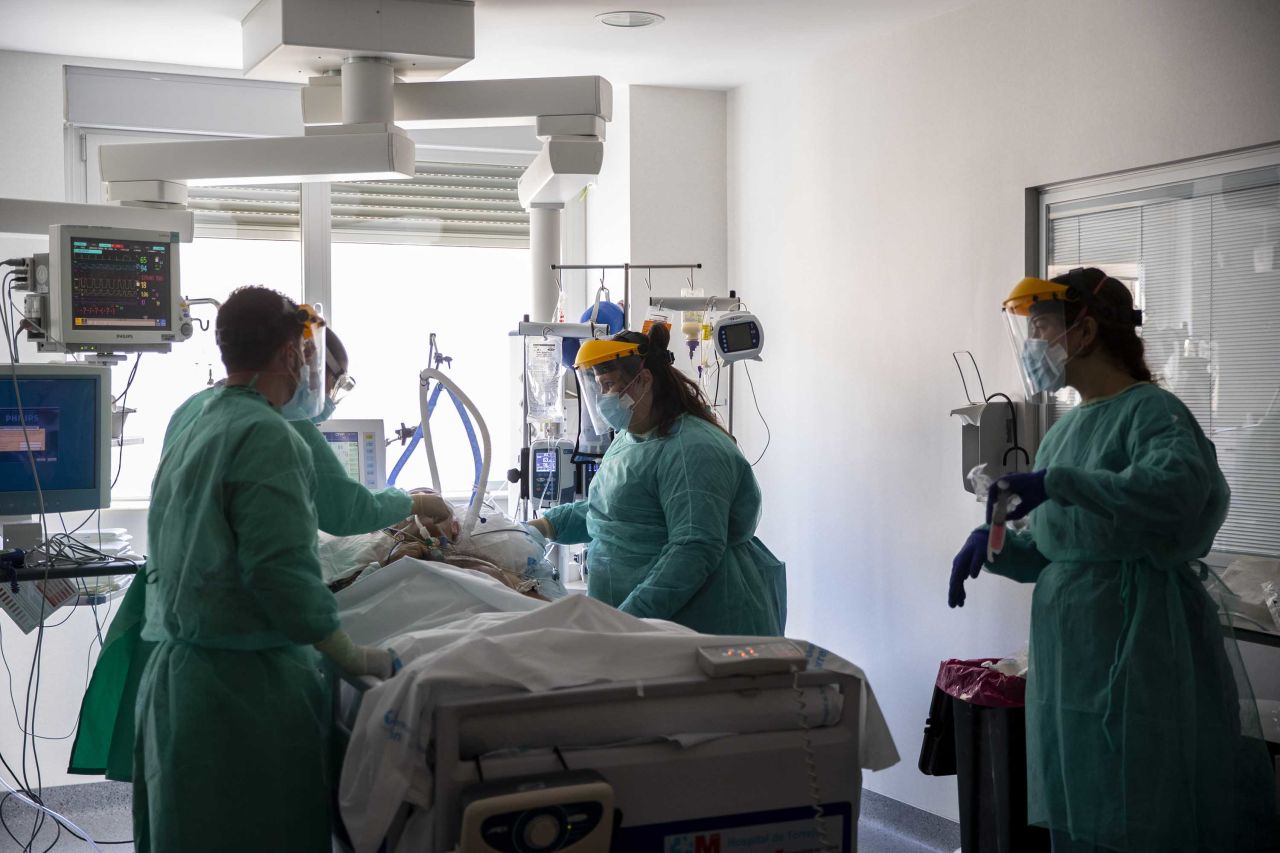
[696,641,809,677]
[459,770,614,853]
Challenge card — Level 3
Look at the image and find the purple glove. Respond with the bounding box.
[986,470,1048,523]
[949,529,987,608]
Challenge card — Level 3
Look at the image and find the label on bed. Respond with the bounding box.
[616,803,852,853]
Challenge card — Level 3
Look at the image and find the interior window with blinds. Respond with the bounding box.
[1045,165,1280,557]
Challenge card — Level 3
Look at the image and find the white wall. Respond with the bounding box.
[630,86,728,301]
[585,84,631,273]
[727,0,1280,820]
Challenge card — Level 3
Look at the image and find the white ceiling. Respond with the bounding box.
[0,0,974,88]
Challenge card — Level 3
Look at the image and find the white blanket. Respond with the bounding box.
[335,556,543,647]
[336,558,900,853]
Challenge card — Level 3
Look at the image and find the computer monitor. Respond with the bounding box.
[315,419,387,490]
[0,363,112,514]
[46,225,190,352]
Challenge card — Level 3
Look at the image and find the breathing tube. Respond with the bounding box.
[416,368,490,536]
[387,381,484,504]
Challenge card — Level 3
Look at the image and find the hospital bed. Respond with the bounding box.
[327,559,899,853]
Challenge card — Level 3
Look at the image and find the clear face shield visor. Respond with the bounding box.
[289,304,327,419]
[324,341,355,404]
[1005,298,1071,397]
[577,359,640,435]
[328,372,356,404]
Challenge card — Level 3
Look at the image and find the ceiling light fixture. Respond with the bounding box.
[595,11,665,28]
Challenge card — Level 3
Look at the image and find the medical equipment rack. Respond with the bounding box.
[548,264,745,435]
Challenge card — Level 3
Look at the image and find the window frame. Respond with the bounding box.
[1028,141,1280,566]
[65,126,541,503]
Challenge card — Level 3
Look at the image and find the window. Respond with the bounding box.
[1039,147,1280,557]
[329,244,528,495]
[110,238,302,499]
[73,130,305,501]
[325,162,531,496]
[70,124,531,503]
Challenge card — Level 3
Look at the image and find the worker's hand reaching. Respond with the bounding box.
[410,490,461,540]
[315,629,402,679]
[522,521,549,550]
[527,517,554,541]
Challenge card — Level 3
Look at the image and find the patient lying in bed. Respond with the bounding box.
[319,490,566,601]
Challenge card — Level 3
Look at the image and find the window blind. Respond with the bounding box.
[331,163,528,247]
[1047,173,1280,557]
[186,162,530,247]
[187,184,302,239]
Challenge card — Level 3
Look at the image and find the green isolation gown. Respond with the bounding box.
[544,414,786,636]
[983,382,1279,852]
[68,388,412,783]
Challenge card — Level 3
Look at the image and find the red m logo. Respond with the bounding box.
[694,834,722,853]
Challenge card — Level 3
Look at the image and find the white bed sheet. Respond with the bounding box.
[335,560,900,853]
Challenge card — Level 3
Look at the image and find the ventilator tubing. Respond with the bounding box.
[389,381,484,500]
[417,368,491,537]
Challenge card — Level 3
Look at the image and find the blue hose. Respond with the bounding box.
[387,382,484,493]
[446,388,484,497]
[388,384,443,486]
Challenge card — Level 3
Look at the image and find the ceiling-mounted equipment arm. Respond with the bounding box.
[0,198,194,241]
[301,76,612,130]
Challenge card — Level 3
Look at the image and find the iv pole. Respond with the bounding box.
[548,262,740,435]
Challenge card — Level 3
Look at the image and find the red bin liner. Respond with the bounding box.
[935,657,1026,708]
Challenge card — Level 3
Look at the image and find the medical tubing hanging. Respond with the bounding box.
[447,388,484,493]
[388,383,443,486]
[388,385,483,491]
[0,774,103,852]
[419,375,445,494]
[418,368,491,536]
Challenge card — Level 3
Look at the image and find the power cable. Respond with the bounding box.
[743,363,772,466]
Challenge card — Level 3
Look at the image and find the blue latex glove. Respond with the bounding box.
[949,529,987,608]
[986,470,1048,522]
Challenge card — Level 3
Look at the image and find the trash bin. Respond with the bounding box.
[919,658,1050,853]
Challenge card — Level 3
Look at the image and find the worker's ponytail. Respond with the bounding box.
[610,326,727,437]
[644,323,728,437]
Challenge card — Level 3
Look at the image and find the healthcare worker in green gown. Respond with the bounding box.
[948,268,1279,853]
[130,287,405,852]
[531,325,786,636]
[68,328,449,784]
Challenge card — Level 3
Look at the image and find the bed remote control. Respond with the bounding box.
[696,640,808,677]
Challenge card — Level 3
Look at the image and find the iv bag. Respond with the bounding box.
[681,287,705,342]
[525,338,565,423]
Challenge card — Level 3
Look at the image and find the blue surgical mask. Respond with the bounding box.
[597,374,643,432]
[597,392,635,432]
[280,356,324,420]
[1021,338,1068,394]
[309,397,338,425]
